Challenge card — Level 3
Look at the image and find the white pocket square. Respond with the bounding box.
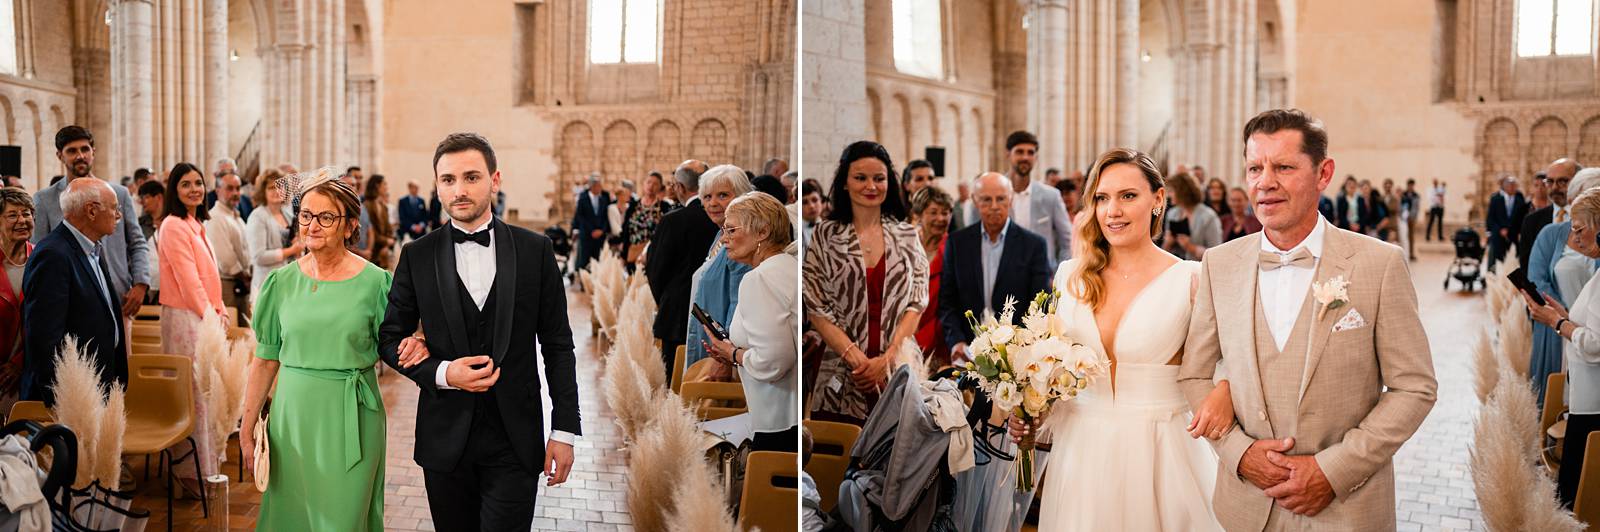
[1332,308,1368,332]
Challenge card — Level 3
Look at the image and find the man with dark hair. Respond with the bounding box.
[902,159,935,195]
[1044,167,1062,186]
[136,180,165,242]
[646,159,718,379]
[967,130,1072,269]
[380,132,579,531]
[132,167,154,188]
[1054,178,1080,216]
[32,125,150,320]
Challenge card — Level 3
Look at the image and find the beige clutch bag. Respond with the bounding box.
[253,413,270,492]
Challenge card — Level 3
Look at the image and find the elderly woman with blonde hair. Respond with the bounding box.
[701,191,799,452]
[1526,166,1600,404]
[1527,184,1600,508]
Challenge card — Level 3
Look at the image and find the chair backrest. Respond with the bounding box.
[679,381,746,420]
[135,305,161,321]
[738,451,799,532]
[8,401,51,424]
[131,341,163,355]
[804,420,860,513]
[671,344,687,394]
[1576,431,1600,526]
[1543,373,1567,437]
[125,354,195,433]
[130,323,161,343]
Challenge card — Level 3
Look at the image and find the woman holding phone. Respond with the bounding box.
[1527,186,1600,508]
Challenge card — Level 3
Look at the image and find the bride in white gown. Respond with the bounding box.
[1011,148,1237,531]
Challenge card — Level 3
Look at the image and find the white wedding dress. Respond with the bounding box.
[1036,259,1223,531]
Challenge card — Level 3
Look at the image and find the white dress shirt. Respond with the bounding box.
[1012,181,1033,233]
[205,204,250,278]
[432,219,576,444]
[1564,272,1600,413]
[729,253,799,434]
[1258,217,1329,351]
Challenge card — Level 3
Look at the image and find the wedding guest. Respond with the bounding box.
[1335,177,1364,233]
[158,162,227,493]
[207,172,251,326]
[1379,178,1401,242]
[801,178,824,249]
[909,186,954,368]
[646,160,717,378]
[1220,187,1262,241]
[397,180,429,244]
[32,126,150,322]
[619,171,675,270]
[804,141,927,425]
[0,188,33,414]
[21,179,128,405]
[939,173,1051,367]
[1055,179,1081,217]
[1528,167,1600,404]
[246,169,302,304]
[137,180,164,242]
[1426,180,1447,241]
[241,171,396,530]
[683,166,755,373]
[1521,160,1580,270]
[1486,175,1526,271]
[1526,187,1600,508]
[572,174,612,273]
[606,179,637,252]
[963,131,1073,268]
[1358,180,1387,238]
[1162,172,1222,260]
[360,175,396,269]
[1204,176,1232,218]
[1401,179,1421,261]
[902,159,935,198]
[701,192,799,452]
[1044,168,1062,186]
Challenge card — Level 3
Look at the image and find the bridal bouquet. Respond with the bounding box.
[964,290,1108,492]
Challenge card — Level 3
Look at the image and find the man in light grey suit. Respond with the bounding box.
[32,126,151,317]
[965,130,1073,270]
[1179,109,1436,531]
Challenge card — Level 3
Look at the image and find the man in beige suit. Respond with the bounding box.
[1179,109,1437,531]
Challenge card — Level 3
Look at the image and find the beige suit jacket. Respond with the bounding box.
[1179,226,1437,531]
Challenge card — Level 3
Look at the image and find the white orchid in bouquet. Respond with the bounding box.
[964,290,1108,492]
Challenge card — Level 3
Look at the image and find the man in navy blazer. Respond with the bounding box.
[570,173,612,273]
[21,179,128,405]
[940,172,1053,365]
[397,180,430,243]
[1486,175,1527,271]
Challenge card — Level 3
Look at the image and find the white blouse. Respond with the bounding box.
[729,252,799,434]
[1564,270,1600,414]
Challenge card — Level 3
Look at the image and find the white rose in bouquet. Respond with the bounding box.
[993,379,1022,412]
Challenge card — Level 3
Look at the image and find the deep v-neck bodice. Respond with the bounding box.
[1052,259,1201,402]
[1089,261,1188,358]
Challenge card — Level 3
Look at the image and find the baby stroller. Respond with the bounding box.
[1447,226,1486,291]
[543,223,574,275]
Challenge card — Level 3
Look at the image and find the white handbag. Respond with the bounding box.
[252,413,270,492]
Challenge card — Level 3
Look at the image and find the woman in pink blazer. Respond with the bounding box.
[0,188,33,416]
[157,162,225,495]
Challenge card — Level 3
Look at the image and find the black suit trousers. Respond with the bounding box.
[423,404,539,532]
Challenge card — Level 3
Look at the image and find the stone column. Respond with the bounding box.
[1115,0,1138,149]
[801,0,868,184]
[115,0,155,177]
[204,0,227,164]
[1026,0,1069,173]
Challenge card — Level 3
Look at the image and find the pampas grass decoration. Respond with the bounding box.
[1485,273,1508,326]
[193,310,232,475]
[627,397,705,532]
[1470,359,1581,531]
[663,455,738,532]
[1473,329,1499,403]
[1497,298,1533,377]
[96,383,126,490]
[49,335,103,489]
[602,348,656,443]
[892,337,928,382]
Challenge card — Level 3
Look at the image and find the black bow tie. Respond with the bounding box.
[452,228,491,247]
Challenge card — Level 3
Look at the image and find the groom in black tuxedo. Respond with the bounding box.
[379,132,580,531]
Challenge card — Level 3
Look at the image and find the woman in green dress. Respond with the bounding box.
[239,170,425,530]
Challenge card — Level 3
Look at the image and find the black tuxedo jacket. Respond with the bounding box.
[379,218,580,473]
[644,199,718,343]
[938,221,1053,348]
[1519,205,1555,268]
[21,223,127,405]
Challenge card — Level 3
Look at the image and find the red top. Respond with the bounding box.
[915,236,949,368]
[865,257,886,358]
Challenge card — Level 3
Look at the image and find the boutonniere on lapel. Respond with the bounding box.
[1312,275,1350,322]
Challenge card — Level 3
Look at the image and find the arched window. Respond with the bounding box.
[1517,0,1595,57]
[588,0,658,64]
[0,1,16,76]
[892,0,943,79]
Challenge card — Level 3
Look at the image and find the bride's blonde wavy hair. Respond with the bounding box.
[1067,148,1167,311]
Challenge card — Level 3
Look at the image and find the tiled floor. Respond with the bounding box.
[132,283,634,531]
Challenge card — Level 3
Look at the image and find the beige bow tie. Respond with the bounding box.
[1260,247,1315,271]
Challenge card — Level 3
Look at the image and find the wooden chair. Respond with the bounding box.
[131,322,162,344]
[121,354,210,525]
[679,381,746,421]
[131,341,164,355]
[1544,373,1567,472]
[804,420,860,513]
[738,451,799,532]
[135,305,162,321]
[1575,431,1600,528]
[7,401,51,424]
[670,344,687,394]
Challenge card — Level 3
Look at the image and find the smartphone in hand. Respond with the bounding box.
[692,303,729,341]
[1508,268,1549,306]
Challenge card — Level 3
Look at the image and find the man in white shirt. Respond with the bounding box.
[205,172,250,326]
[965,130,1074,269]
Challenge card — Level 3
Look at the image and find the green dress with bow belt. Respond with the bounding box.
[252,262,390,531]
